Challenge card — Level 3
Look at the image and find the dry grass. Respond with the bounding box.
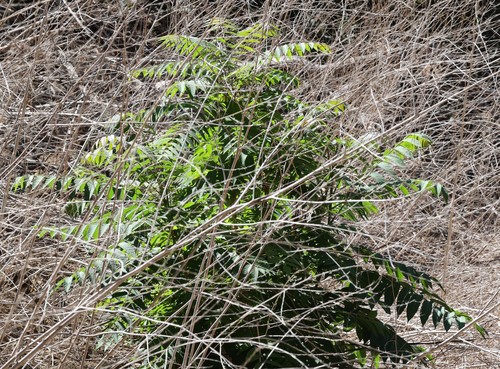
[0,0,498,368]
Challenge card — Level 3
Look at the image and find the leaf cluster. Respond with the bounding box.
[12,19,483,369]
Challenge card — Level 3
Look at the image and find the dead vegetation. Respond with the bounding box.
[0,0,498,368]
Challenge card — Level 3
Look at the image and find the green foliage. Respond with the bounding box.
[13,19,481,368]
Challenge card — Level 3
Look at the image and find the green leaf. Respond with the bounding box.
[474,323,488,338]
[395,268,405,282]
[369,172,386,184]
[384,282,399,306]
[432,306,446,328]
[361,201,379,215]
[399,183,410,196]
[377,162,396,176]
[406,294,423,321]
[394,145,414,159]
[11,176,25,191]
[396,285,411,316]
[45,175,57,189]
[236,23,279,40]
[354,348,367,366]
[444,311,457,331]
[31,175,45,190]
[161,35,224,60]
[420,299,433,325]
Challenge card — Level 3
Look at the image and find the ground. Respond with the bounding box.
[0,1,498,368]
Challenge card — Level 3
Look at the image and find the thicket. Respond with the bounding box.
[11,19,487,368]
